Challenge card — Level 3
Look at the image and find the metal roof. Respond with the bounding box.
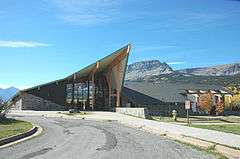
[124,81,226,103]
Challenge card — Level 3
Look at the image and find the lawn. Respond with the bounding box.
[191,124,240,135]
[152,115,240,135]
[151,116,227,124]
[151,115,240,124]
[0,118,33,139]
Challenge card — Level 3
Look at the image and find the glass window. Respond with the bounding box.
[74,83,80,103]
[66,84,73,103]
[66,81,93,104]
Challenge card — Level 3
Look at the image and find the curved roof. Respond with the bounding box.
[65,44,131,80]
[22,44,131,92]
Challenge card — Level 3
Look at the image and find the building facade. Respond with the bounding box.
[183,89,232,115]
[11,45,131,111]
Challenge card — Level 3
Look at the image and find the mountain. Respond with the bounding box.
[125,60,174,80]
[178,63,240,76]
[0,87,19,102]
[125,60,240,86]
[145,73,240,87]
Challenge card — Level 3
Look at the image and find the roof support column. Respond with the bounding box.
[86,80,90,110]
[116,89,120,107]
[115,64,122,107]
[91,62,100,110]
[71,73,76,109]
[106,72,112,107]
[91,73,95,109]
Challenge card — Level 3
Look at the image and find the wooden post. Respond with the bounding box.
[115,64,122,107]
[91,62,100,110]
[107,73,112,107]
[116,89,120,107]
[71,83,74,108]
[87,80,90,110]
[91,73,95,110]
[71,73,76,109]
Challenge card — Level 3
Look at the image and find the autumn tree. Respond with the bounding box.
[216,100,224,115]
[198,93,212,114]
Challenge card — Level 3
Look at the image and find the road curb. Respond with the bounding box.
[119,121,240,159]
[215,145,240,159]
[167,133,215,149]
[0,124,43,149]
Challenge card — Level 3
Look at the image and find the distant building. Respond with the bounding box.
[182,89,232,115]
[122,81,227,116]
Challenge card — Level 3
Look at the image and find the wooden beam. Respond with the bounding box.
[105,46,131,108]
[116,89,120,107]
[105,73,112,107]
[86,80,90,110]
[115,64,122,107]
[71,83,74,107]
[91,61,100,109]
[106,48,129,71]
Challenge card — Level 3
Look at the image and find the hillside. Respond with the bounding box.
[146,73,240,87]
[125,60,240,87]
[0,87,19,101]
[178,63,240,76]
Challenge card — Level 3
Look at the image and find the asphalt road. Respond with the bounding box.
[0,116,216,159]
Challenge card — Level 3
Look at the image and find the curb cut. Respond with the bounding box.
[0,124,43,149]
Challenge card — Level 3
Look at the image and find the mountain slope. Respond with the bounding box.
[178,63,240,76]
[146,73,240,87]
[125,60,240,86]
[125,60,174,80]
[0,87,19,101]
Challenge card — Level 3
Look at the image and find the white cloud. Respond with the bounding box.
[17,86,31,90]
[167,61,185,65]
[61,14,110,26]
[143,10,240,33]
[0,40,50,48]
[46,0,120,26]
[0,84,30,90]
[0,84,11,89]
[134,45,176,52]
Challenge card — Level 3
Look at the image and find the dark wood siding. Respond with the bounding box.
[26,80,67,107]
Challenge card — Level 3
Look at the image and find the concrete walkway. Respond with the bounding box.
[121,116,240,149]
[9,110,240,149]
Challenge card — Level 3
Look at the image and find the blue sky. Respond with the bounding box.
[0,0,240,89]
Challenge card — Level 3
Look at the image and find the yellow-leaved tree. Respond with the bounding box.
[231,94,240,110]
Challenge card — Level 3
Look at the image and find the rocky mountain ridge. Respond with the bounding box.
[177,63,240,76]
[0,87,19,102]
[125,60,240,81]
[125,60,174,80]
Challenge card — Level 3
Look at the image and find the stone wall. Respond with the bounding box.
[115,107,149,118]
[144,103,188,117]
[12,93,65,111]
